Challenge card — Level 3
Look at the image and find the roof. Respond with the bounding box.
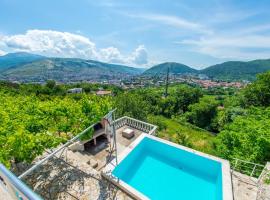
[96,90,112,95]
[67,88,82,91]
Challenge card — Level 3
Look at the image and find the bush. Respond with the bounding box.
[242,72,270,107]
[114,93,149,120]
[216,107,270,164]
[147,115,167,131]
[185,96,219,130]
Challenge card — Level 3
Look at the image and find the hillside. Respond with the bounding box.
[0,52,45,71]
[143,62,197,76]
[1,52,270,82]
[0,53,144,82]
[143,59,270,81]
[201,59,270,81]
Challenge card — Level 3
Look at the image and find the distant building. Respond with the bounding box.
[198,74,209,80]
[67,88,83,93]
[96,90,112,96]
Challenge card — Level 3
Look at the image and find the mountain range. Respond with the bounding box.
[0,52,270,82]
[0,52,143,82]
[143,60,270,81]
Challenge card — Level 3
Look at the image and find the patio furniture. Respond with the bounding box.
[122,128,135,139]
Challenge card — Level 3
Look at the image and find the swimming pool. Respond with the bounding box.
[103,134,233,200]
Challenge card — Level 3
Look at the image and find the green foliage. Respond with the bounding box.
[211,106,246,132]
[175,132,192,148]
[46,80,56,89]
[156,116,216,154]
[130,84,202,118]
[205,87,238,96]
[165,85,203,115]
[147,115,167,131]
[264,174,270,185]
[242,71,270,107]
[216,107,270,164]
[114,92,149,120]
[0,87,112,167]
[185,96,219,129]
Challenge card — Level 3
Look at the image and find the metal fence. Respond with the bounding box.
[232,158,265,178]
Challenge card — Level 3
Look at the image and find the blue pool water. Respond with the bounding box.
[113,137,222,200]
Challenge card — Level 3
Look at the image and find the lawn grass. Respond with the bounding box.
[152,116,217,155]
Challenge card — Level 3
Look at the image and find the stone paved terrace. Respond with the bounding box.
[232,171,258,200]
[23,151,132,200]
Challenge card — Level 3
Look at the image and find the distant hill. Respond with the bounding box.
[1,52,270,82]
[201,59,270,81]
[0,53,144,82]
[143,62,197,76]
[143,59,270,81]
[0,52,45,72]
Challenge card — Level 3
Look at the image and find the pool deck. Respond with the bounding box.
[232,171,258,200]
[102,133,233,200]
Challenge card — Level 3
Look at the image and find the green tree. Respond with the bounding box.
[147,115,167,131]
[185,96,219,129]
[211,106,246,132]
[242,71,270,107]
[216,107,270,163]
[46,80,56,89]
[0,87,112,168]
[174,85,203,113]
[114,93,148,120]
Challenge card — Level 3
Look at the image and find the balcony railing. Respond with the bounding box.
[232,158,265,179]
[114,116,157,135]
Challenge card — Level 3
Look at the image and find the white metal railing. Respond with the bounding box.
[232,158,270,200]
[114,116,157,135]
[232,158,265,178]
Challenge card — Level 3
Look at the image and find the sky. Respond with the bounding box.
[0,0,270,69]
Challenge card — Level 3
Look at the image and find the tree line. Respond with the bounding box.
[115,72,270,164]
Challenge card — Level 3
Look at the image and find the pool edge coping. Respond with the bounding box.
[102,133,233,200]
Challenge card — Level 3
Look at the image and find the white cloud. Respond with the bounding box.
[0,29,149,66]
[2,30,98,59]
[143,14,199,28]
[180,34,270,60]
[99,45,149,65]
[129,45,148,65]
[99,47,123,63]
[235,24,270,35]
[124,13,211,34]
[0,49,5,56]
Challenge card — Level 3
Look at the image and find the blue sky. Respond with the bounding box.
[0,0,270,68]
